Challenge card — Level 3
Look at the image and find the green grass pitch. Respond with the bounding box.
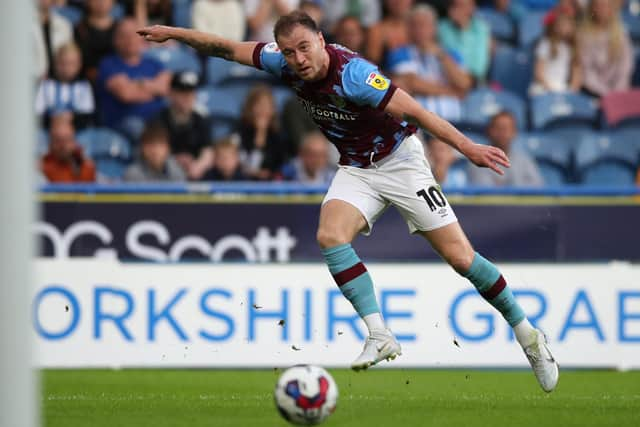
[42,369,640,427]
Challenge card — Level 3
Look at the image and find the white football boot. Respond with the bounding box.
[351,329,402,371]
[523,329,559,393]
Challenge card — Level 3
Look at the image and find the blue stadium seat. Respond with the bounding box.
[623,11,640,43]
[517,11,546,48]
[272,86,295,114]
[173,0,193,28]
[489,45,533,99]
[111,2,124,20]
[446,158,470,188]
[144,46,202,74]
[515,133,573,183]
[530,93,599,131]
[197,84,251,119]
[210,117,237,141]
[76,128,132,180]
[477,9,516,44]
[460,88,527,132]
[206,57,275,86]
[575,132,639,185]
[52,6,83,26]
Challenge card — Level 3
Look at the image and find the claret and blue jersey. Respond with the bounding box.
[252,42,417,168]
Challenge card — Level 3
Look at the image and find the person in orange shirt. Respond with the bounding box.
[41,115,96,182]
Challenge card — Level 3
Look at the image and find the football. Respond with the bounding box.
[274,365,338,425]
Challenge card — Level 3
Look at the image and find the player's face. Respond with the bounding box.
[277,25,328,81]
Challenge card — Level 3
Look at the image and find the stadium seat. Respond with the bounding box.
[446,158,470,188]
[272,86,295,114]
[477,9,516,44]
[111,2,124,19]
[530,93,599,131]
[515,133,573,183]
[52,6,83,26]
[517,11,546,48]
[623,11,640,43]
[76,128,132,180]
[575,132,639,185]
[206,57,275,86]
[601,89,640,129]
[144,46,202,75]
[172,0,193,28]
[489,45,533,99]
[210,117,237,141]
[460,88,527,132]
[197,84,251,119]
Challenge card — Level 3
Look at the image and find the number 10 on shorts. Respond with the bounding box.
[417,186,447,212]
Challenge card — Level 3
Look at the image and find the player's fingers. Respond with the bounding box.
[488,161,505,175]
[491,147,510,166]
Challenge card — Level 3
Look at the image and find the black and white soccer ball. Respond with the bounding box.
[274,365,338,425]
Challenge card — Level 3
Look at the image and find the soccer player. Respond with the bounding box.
[138,11,559,392]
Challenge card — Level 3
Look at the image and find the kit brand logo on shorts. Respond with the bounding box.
[366,72,389,90]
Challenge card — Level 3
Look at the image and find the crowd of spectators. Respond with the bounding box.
[34,0,640,187]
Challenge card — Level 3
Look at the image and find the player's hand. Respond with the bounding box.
[464,143,511,175]
[137,25,174,43]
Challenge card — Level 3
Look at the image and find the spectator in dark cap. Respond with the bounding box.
[152,69,214,180]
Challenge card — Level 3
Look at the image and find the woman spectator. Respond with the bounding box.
[74,0,119,83]
[578,0,633,97]
[530,11,582,94]
[365,0,413,67]
[236,85,287,180]
[35,42,96,130]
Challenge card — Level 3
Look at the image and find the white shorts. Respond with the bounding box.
[323,134,458,235]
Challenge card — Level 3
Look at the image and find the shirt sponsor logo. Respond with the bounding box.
[366,72,389,90]
[299,98,357,121]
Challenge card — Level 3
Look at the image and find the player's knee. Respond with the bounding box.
[447,251,475,275]
[316,227,349,249]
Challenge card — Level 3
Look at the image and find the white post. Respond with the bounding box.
[0,1,38,426]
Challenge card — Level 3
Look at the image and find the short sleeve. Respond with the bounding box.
[341,58,397,110]
[252,42,287,78]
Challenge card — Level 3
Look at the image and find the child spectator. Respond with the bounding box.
[578,0,634,97]
[41,114,96,182]
[201,137,250,181]
[123,122,186,182]
[237,85,287,180]
[35,42,96,130]
[280,131,336,184]
[530,11,582,94]
[366,0,413,67]
[438,0,491,82]
[74,0,119,83]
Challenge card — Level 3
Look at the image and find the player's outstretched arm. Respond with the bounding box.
[137,25,258,66]
[385,88,510,176]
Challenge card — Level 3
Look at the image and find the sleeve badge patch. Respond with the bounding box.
[264,42,281,53]
[365,72,389,90]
